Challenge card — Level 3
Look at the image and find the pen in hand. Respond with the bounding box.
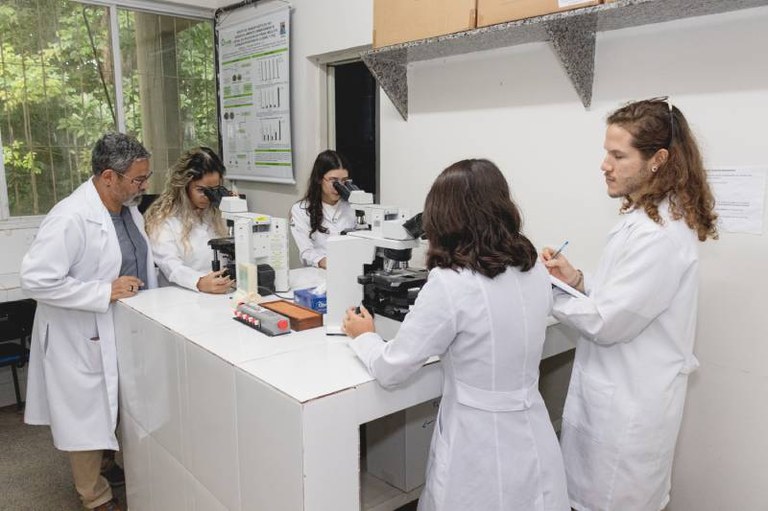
[550,240,569,259]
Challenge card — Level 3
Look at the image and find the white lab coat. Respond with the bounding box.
[21,178,157,451]
[289,199,356,267]
[552,200,699,511]
[150,216,219,291]
[350,265,570,511]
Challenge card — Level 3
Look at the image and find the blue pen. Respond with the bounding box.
[551,240,569,259]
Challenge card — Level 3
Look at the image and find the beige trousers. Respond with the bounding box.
[68,450,113,509]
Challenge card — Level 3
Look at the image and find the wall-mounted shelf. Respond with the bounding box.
[361,0,768,120]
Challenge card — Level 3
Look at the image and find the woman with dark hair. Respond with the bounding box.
[290,150,357,269]
[144,147,233,293]
[343,159,569,511]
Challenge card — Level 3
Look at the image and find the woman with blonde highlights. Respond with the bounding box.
[144,147,232,294]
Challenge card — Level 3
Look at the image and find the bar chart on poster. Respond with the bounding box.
[216,4,295,183]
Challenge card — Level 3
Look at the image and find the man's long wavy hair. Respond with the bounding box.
[298,150,348,239]
[423,159,537,278]
[144,147,228,254]
[608,98,718,241]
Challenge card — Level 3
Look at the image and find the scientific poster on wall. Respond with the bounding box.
[217,5,294,183]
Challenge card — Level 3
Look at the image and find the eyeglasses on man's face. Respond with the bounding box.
[115,170,153,186]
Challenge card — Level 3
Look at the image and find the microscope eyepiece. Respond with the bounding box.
[403,212,425,239]
[332,179,360,201]
[202,186,233,208]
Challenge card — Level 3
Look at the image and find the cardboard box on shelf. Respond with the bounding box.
[373,0,477,48]
[477,0,601,27]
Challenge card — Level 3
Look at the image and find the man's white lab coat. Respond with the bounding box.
[21,178,157,451]
[553,200,700,511]
[350,265,570,511]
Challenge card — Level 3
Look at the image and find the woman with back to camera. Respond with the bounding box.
[144,147,233,294]
[343,159,570,511]
[290,150,357,269]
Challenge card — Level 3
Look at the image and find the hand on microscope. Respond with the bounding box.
[342,305,375,339]
[196,269,234,294]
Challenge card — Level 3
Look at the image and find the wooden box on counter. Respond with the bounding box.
[260,299,324,332]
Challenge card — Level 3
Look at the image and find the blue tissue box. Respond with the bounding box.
[294,288,327,314]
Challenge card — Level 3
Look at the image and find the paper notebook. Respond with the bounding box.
[550,275,588,299]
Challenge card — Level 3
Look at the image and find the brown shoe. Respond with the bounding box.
[92,498,122,511]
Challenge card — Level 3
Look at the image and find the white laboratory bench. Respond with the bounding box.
[114,285,576,511]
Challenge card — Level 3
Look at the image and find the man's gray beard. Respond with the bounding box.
[123,193,143,208]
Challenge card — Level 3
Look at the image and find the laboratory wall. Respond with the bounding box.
[377,10,768,511]
[228,0,375,268]
[0,226,36,295]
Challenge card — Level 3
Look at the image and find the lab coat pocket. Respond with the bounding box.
[81,337,104,374]
[49,333,104,375]
[423,406,451,510]
[628,381,687,460]
[563,368,616,444]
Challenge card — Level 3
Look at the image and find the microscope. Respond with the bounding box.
[325,180,428,338]
[206,187,289,296]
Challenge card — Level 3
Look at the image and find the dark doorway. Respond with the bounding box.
[333,61,377,197]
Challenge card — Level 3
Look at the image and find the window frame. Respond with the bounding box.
[0,131,8,221]
[321,52,380,202]
[0,0,215,223]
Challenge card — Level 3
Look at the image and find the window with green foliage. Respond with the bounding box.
[0,0,216,218]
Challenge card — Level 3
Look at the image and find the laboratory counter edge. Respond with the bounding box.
[114,285,577,511]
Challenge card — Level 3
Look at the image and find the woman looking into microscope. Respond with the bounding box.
[144,147,233,294]
[290,150,358,269]
[342,159,569,511]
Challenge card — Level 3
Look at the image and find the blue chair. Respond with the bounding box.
[0,299,36,411]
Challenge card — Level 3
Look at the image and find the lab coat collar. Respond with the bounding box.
[608,213,630,236]
[608,196,672,236]
[82,177,113,230]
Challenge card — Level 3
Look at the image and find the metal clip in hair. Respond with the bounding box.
[665,97,675,149]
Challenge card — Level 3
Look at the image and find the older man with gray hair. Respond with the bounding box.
[21,132,158,511]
